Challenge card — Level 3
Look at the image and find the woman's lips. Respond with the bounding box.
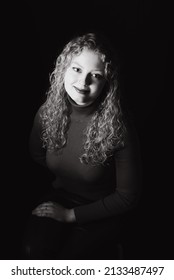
[74,86,89,94]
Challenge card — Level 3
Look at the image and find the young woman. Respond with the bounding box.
[23,32,142,259]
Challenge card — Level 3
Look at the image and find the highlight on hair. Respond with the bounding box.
[40,32,126,165]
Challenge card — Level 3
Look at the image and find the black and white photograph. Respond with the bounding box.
[1,0,172,263]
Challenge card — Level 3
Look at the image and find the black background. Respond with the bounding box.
[1,0,172,259]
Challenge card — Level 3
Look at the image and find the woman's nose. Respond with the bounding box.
[79,74,91,87]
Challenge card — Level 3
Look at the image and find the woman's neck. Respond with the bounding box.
[67,94,100,117]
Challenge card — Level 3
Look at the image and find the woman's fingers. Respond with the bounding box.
[32,209,54,218]
[31,201,68,222]
[32,202,55,217]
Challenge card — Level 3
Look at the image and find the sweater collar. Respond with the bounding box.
[67,95,100,117]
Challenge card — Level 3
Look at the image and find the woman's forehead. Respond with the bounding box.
[70,49,104,70]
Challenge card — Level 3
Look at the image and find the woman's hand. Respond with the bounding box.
[32,201,76,223]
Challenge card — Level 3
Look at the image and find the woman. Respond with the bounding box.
[23,32,142,259]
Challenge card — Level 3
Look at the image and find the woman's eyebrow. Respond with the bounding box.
[72,62,83,68]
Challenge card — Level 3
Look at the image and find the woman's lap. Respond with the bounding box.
[22,190,120,259]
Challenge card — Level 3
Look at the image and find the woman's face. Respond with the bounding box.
[64,49,106,106]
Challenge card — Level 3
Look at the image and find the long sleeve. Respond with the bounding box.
[74,122,142,224]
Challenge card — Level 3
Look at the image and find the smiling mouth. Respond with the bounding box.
[74,86,90,94]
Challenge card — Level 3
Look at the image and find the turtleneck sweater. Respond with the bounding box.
[29,96,141,224]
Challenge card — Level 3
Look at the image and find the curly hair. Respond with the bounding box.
[41,32,126,165]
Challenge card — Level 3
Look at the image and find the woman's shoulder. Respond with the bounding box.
[114,116,141,164]
[123,110,138,135]
[32,105,45,129]
[121,114,140,151]
[34,104,44,120]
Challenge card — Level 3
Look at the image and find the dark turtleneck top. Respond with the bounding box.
[29,96,142,224]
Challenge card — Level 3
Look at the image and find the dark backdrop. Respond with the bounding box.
[1,0,171,259]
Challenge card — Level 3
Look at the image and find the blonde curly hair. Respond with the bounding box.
[41,33,126,165]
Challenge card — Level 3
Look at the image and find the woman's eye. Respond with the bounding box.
[72,67,80,72]
[92,73,103,80]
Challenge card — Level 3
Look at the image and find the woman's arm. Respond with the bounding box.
[74,121,142,224]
